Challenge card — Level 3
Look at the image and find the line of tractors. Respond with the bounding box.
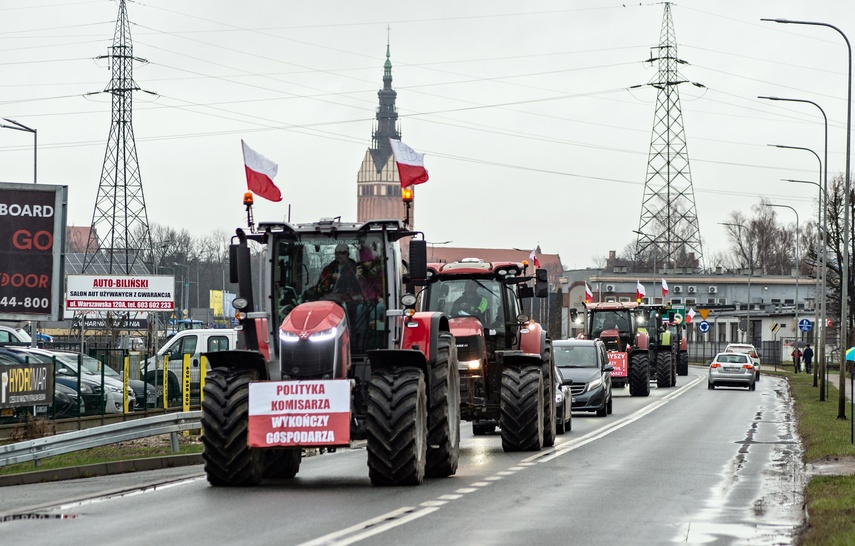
[198,200,688,487]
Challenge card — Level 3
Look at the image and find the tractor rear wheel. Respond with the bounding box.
[366,368,427,486]
[628,353,650,397]
[677,351,689,376]
[500,366,544,452]
[264,448,302,479]
[656,351,672,388]
[201,367,264,487]
[425,333,460,479]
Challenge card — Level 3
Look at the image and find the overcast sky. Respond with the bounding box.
[0,0,852,270]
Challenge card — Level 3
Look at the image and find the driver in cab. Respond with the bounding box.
[452,283,488,324]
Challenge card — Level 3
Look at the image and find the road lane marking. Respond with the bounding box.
[297,506,436,546]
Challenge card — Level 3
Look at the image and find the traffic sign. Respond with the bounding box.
[798,318,813,332]
[698,321,710,333]
[770,322,779,333]
[698,309,710,320]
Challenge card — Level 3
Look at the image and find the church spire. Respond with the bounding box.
[370,28,400,171]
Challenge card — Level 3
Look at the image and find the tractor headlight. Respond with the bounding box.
[279,330,300,343]
[457,359,481,371]
[309,328,336,342]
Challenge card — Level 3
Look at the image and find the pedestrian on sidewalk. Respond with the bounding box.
[791,346,802,374]
[803,344,814,374]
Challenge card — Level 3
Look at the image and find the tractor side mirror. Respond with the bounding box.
[228,243,239,283]
[569,308,578,322]
[535,268,548,298]
[409,239,428,286]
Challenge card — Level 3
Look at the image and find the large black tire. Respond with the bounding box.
[677,351,689,376]
[628,353,650,397]
[500,366,544,452]
[366,368,427,486]
[541,357,557,448]
[264,448,301,479]
[656,351,672,388]
[201,367,264,487]
[425,333,460,479]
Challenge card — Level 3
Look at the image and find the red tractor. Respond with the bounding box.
[419,258,556,451]
[201,215,460,486]
[573,302,652,396]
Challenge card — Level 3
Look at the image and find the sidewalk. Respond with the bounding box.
[815,371,853,401]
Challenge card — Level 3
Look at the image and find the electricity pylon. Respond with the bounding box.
[634,2,704,273]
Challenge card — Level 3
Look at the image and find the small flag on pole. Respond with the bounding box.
[389,138,429,187]
[636,280,646,302]
[585,282,593,303]
[661,278,669,298]
[242,140,282,202]
[529,248,541,268]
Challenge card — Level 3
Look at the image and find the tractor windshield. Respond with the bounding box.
[426,278,504,328]
[273,234,388,353]
[590,310,631,338]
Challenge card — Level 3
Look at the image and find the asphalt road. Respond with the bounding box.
[0,368,804,545]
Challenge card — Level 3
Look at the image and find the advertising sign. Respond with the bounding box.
[247,380,351,447]
[0,362,53,409]
[66,275,174,311]
[0,183,67,321]
[607,351,628,378]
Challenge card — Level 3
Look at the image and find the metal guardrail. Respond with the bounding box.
[0,411,202,467]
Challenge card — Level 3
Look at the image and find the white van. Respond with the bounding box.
[143,328,237,402]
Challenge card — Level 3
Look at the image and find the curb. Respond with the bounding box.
[0,453,203,487]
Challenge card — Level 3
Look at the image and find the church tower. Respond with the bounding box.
[356,39,413,228]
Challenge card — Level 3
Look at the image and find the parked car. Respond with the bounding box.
[0,349,84,421]
[554,338,613,417]
[3,347,133,414]
[724,343,761,381]
[708,352,756,391]
[54,352,157,410]
[554,366,573,434]
[0,324,31,345]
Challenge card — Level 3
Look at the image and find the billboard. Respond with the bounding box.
[1,361,53,409]
[66,275,174,311]
[0,183,67,321]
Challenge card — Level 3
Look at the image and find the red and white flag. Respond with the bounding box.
[529,248,541,268]
[636,280,646,302]
[389,138,429,187]
[585,282,593,304]
[661,277,669,298]
[687,307,697,323]
[242,140,282,202]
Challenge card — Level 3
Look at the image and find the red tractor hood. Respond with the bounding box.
[281,300,345,334]
[448,316,484,338]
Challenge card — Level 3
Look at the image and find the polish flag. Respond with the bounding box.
[584,282,594,303]
[661,278,669,298]
[529,248,541,268]
[687,307,697,323]
[636,280,646,302]
[242,140,282,202]
[390,138,429,187]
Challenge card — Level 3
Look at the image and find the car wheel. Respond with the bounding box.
[708,381,714,390]
[596,396,608,417]
[606,394,613,415]
[749,382,756,391]
[755,371,760,381]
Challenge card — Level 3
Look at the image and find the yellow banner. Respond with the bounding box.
[210,289,223,317]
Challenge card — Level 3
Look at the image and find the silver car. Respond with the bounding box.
[708,352,756,391]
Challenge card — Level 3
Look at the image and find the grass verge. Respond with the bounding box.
[766,367,855,545]
[0,434,203,476]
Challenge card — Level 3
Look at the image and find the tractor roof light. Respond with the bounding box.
[243,192,254,206]
[402,187,414,203]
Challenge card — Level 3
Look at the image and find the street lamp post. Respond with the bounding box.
[770,204,801,370]
[425,240,452,262]
[762,16,851,420]
[720,222,752,343]
[173,263,190,319]
[784,177,828,392]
